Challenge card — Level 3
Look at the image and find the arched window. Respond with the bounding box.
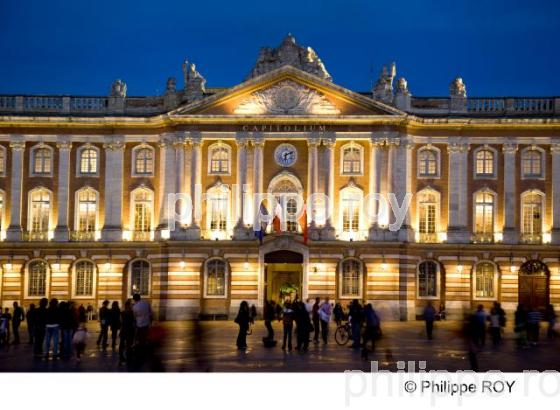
[522,147,544,178]
[340,185,363,239]
[521,190,544,243]
[269,173,303,233]
[473,189,495,242]
[0,145,6,176]
[133,145,154,176]
[418,261,439,298]
[206,183,230,235]
[475,147,495,177]
[339,258,363,298]
[74,260,95,297]
[205,258,227,297]
[341,143,363,175]
[78,146,99,175]
[131,188,153,240]
[28,188,51,239]
[474,262,497,299]
[130,259,150,296]
[31,145,53,176]
[75,188,98,239]
[28,260,48,297]
[418,147,439,177]
[208,143,231,175]
[417,189,440,243]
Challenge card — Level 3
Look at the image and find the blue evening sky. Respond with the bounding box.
[0,0,558,97]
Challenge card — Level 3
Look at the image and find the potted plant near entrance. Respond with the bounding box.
[279,283,299,304]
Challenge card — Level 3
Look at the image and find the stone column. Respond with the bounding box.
[447,141,470,243]
[6,139,26,241]
[307,137,320,231]
[101,139,125,241]
[393,137,414,241]
[252,138,264,196]
[322,136,336,239]
[155,136,177,239]
[234,135,250,239]
[171,137,186,239]
[368,138,383,240]
[54,140,72,241]
[503,143,518,244]
[552,144,560,244]
[185,136,202,239]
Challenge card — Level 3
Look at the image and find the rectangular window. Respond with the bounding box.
[342,196,360,233]
[209,194,228,231]
[30,192,50,233]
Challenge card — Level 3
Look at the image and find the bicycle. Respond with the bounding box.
[335,322,352,346]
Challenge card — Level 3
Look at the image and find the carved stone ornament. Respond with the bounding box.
[233,80,340,115]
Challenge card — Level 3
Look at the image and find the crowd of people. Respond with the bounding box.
[0,294,153,365]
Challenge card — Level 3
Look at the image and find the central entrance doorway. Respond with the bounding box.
[518,260,550,311]
[264,250,303,304]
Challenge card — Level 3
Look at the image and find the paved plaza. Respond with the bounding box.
[0,320,559,372]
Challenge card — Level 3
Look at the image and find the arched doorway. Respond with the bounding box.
[264,250,304,304]
[518,260,549,311]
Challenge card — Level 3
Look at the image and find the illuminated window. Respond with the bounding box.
[75,260,95,297]
[133,146,154,176]
[418,261,438,298]
[341,143,363,175]
[79,146,98,175]
[29,189,51,234]
[207,185,229,232]
[28,260,47,297]
[340,259,362,298]
[418,147,439,177]
[205,259,227,297]
[341,186,362,234]
[417,189,439,242]
[76,188,98,234]
[475,148,495,177]
[521,191,544,242]
[130,260,150,296]
[208,143,230,174]
[32,146,53,175]
[522,148,543,178]
[271,177,300,233]
[475,262,496,299]
[132,188,153,238]
[474,190,495,239]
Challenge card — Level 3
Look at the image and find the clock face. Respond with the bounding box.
[274,143,297,167]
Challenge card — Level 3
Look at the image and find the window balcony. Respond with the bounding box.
[70,231,97,241]
[471,233,494,244]
[131,230,153,241]
[519,233,542,244]
[24,231,50,241]
[417,232,438,243]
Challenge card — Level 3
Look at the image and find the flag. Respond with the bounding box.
[299,204,308,244]
[272,201,282,233]
[254,202,268,245]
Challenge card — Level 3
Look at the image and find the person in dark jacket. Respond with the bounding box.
[96,300,110,350]
[44,298,60,359]
[26,303,36,345]
[263,300,275,341]
[109,301,122,350]
[11,302,24,345]
[362,303,381,359]
[59,301,76,358]
[294,300,311,352]
[348,299,364,348]
[281,302,294,351]
[333,303,344,327]
[33,298,48,357]
[235,301,251,350]
[423,302,436,340]
[118,299,135,365]
[312,297,320,343]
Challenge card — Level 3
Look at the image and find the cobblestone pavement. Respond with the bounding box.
[0,320,559,372]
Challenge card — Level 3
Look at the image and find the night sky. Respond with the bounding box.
[1,0,558,97]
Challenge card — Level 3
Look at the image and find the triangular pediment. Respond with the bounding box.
[171,66,404,117]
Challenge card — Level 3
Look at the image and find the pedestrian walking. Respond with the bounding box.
[44,298,60,359]
[423,302,436,340]
[11,302,24,345]
[362,303,381,359]
[0,308,10,347]
[527,306,542,346]
[86,304,94,321]
[33,298,48,357]
[96,300,110,350]
[514,304,528,348]
[474,304,487,347]
[132,294,152,347]
[348,299,364,348]
[294,300,311,352]
[281,302,294,351]
[250,304,257,325]
[319,297,332,344]
[263,300,275,341]
[488,302,502,346]
[545,304,557,339]
[72,323,88,362]
[234,301,251,350]
[59,301,76,358]
[26,303,36,345]
[119,299,135,365]
[333,303,344,327]
[312,297,321,343]
[109,301,122,350]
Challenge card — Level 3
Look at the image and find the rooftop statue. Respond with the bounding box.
[396,77,410,96]
[247,34,332,81]
[372,62,396,103]
[450,77,467,98]
[109,79,127,98]
[182,60,206,102]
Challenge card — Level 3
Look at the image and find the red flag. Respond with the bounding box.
[273,215,281,233]
[299,205,308,244]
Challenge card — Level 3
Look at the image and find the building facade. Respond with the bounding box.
[0,35,559,320]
